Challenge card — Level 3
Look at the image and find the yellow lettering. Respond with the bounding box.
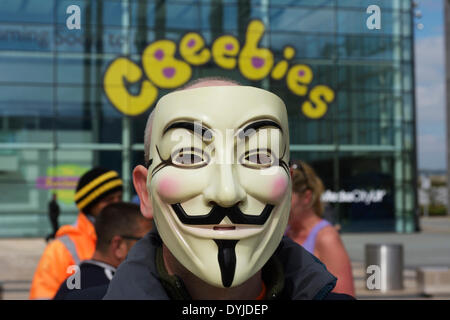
[179,32,211,66]
[212,35,240,69]
[271,61,288,80]
[302,85,335,119]
[142,40,192,89]
[238,20,274,80]
[102,20,336,119]
[271,46,295,80]
[286,64,313,96]
[103,57,158,116]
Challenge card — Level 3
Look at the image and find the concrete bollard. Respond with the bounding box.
[417,267,450,296]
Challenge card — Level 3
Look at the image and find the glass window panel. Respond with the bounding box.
[337,64,399,91]
[57,57,89,85]
[338,152,396,232]
[402,93,413,122]
[336,119,395,145]
[0,0,55,24]
[132,0,156,28]
[56,85,123,143]
[271,33,335,59]
[0,56,54,84]
[270,7,335,33]
[223,4,238,31]
[402,63,413,91]
[0,149,56,236]
[403,121,414,151]
[337,35,401,61]
[131,109,152,145]
[338,0,400,10]
[102,0,127,27]
[336,91,395,121]
[267,0,335,7]
[289,118,334,145]
[0,85,53,117]
[289,151,336,188]
[166,3,201,31]
[57,56,117,87]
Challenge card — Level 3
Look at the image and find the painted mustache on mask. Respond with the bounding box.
[171,203,274,288]
[171,203,274,225]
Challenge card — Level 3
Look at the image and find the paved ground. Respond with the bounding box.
[0,216,449,300]
[0,238,46,300]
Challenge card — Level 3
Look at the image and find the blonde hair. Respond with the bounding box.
[291,161,325,217]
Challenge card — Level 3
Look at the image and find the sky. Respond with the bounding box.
[414,0,446,170]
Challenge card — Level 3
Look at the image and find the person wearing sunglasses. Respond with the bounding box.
[287,161,355,296]
[53,202,152,300]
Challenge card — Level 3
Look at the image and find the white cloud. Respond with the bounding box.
[417,134,446,169]
[415,34,446,169]
[415,35,445,85]
[416,82,445,125]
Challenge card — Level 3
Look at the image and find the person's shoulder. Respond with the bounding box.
[103,230,167,300]
[42,237,71,257]
[277,235,331,276]
[316,223,342,246]
[126,229,160,262]
[276,236,338,300]
[78,260,112,276]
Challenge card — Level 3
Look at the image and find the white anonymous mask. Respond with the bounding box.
[147,85,291,288]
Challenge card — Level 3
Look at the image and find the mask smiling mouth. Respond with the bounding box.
[170,203,274,226]
[213,225,236,231]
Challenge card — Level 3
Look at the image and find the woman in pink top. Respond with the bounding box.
[286,161,355,296]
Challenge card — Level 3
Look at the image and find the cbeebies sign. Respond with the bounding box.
[103,19,335,119]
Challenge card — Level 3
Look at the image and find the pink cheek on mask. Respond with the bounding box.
[271,176,288,201]
[157,177,179,200]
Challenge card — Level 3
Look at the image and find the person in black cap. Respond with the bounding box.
[30,167,123,300]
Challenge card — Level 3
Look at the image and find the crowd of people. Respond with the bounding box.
[29,77,355,300]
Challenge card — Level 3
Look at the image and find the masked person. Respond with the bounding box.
[29,167,123,300]
[104,77,353,300]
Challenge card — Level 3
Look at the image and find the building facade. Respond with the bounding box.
[0,0,417,236]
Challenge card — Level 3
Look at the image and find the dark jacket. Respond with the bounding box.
[104,229,352,300]
[54,260,116,300]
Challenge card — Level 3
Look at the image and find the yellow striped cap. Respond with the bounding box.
[75,168,123,213]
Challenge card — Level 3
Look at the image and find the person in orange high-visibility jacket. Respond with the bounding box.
[29,167,123,300]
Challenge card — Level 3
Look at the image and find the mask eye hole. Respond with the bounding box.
[240,148,275,169]
[171,147,209,168]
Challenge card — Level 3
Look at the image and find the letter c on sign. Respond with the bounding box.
[103,57,158,116]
